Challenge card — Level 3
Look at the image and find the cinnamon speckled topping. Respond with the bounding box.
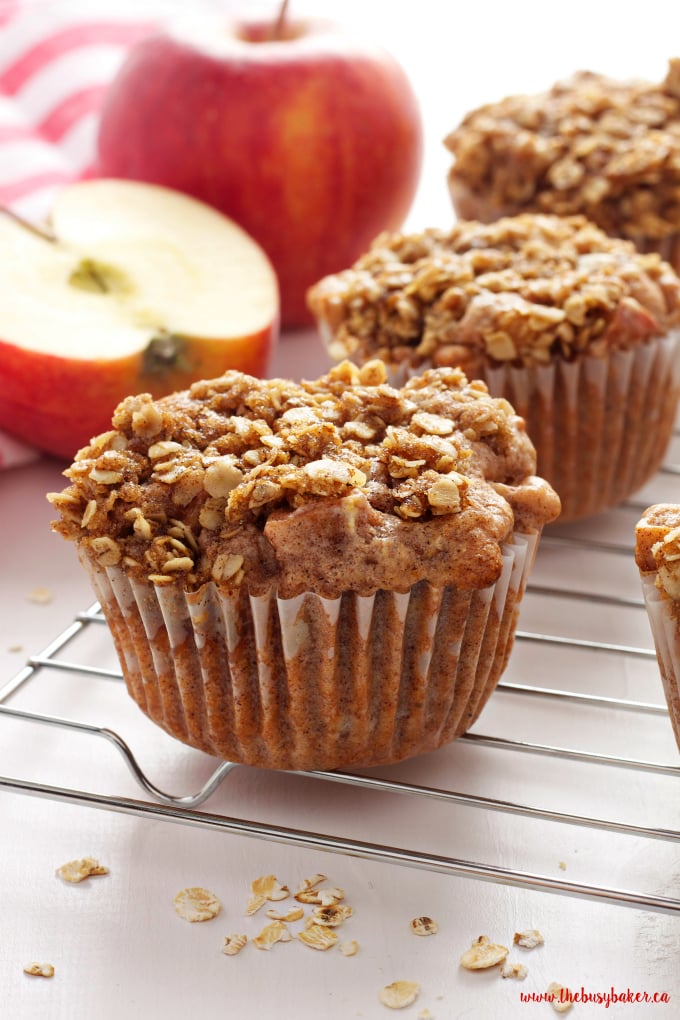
[444,60,680,241]
[48,360,559,600]
[307,214,680,380]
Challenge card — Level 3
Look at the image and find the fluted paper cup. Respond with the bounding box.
[639,572,680,752]
[79,531,538,772]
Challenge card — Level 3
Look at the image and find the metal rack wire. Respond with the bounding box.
[2,453,680,917]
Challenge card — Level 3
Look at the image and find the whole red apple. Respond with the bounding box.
[0,179,278,460]
[95,10,423,327]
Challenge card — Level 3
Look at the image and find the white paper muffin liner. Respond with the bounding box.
[79,530,538,772]
[639,572,680,752]
[365,331,680,524]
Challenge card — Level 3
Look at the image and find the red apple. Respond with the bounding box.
[95,9,423,327]
[0,179,278,460]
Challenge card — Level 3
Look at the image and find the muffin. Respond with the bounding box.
[308,214,680,522]
[48,360,559,772]
[444,59,680,271]
[635,504,680,751]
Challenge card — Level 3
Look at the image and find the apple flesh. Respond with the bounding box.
[95,13,423,327]
[0,179,279,459]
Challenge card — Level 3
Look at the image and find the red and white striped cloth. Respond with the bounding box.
[0,1,163,467]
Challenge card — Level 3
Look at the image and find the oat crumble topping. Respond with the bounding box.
[49,361,559,600]
[308,215,680,379]
[635,504,680,603]
[445,60,680,242]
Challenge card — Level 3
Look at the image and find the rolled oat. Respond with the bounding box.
[459,934,509,970]
[379,981,420,1009]
[173,887,221,923]
[56,857,108,884]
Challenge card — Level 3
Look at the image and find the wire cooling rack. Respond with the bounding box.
[2,440,680,918]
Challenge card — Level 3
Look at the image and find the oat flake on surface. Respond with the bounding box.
[459,934,509,969]
[379,980,420,1009]
[56,857,108,884]
[23,962,54,978]
[173,887,221,922]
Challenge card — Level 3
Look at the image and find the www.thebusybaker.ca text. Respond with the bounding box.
[520,987,670,1008]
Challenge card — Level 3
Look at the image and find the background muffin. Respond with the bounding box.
[308,213,680,522]
[48,361,559,772]
[635,504,680,752]
[444,59,680,272]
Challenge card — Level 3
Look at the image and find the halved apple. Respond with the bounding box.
[0,179,279,459]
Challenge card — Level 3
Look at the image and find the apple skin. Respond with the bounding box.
[95,15,424,327]
[0,325,275,461]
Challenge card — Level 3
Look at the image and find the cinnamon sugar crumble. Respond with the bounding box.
[445,60,680,242]
[308,215,680,379]
[48,362,559,598]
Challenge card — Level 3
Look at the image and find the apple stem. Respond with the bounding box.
[0,205,56,243]
[272,0,290,40]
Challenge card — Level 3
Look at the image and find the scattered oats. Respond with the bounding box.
[410,916,439,936]
[265,906,304,923]
[513,929,544,949]
[339,939,359,957]
[253,920,292,950]
[56,857,108,884]
[417,1010,434,1020]
[173,887,221,923]
[8,644,22,653]
[296,872,327,895]
[246,875,290,915]
[27,587,53,605]
[500,961,528,980]
[311,904,354,927]
[23,962,54,978]
[459,935,509,970]
[547,982,573,1014]
[559,860,567,870]
[379,981,420,1010]
[298,924,339,951]
[222,933,248,957]
[297,883,345,906]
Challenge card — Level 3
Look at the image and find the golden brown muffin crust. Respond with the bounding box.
[49,361,560,599]
[308,214,680,379]
[444,60,680,242]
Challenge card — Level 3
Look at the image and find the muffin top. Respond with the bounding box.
[307,213,680,379]
[49,360,559,599]
[635,503,680,601]
[444,60,680,240]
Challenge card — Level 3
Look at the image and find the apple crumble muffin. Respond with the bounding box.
[444,60,680,270]
[49,361,559,770]
[636,504,680,751]
[308,214,680,521]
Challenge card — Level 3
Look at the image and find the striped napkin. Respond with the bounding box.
[0,1,160,467]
